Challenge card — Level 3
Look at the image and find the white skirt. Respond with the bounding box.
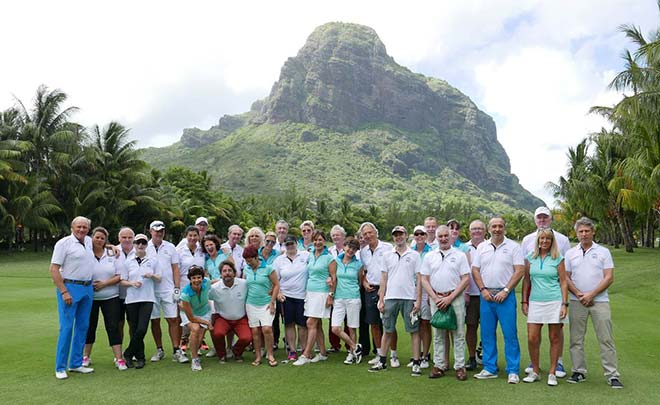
[246,303,275,328]
[527,300,567,324]
[304,291,331,319]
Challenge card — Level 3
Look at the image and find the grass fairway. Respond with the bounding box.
[1,248,658,404]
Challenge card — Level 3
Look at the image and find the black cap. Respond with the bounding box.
[284,235,297,245]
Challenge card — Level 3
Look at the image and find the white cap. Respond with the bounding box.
[413,225,427,234]
[149,220,165,231]
[534,207,552,217]
[195,216,209,225]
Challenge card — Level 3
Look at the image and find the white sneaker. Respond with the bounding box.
[508,373,520,384]
[150,348,165,362]
[390,356,400,368]
[55,370,68,380]
[82,356,91,367]
[205,348,217,358]
[406,359,414,368]
[225,349,234,359]
[547,374,558,386]
[411,364,422,377]
[69,366,94,374]
[344,352,355,365]
[555,362,567,378]
[420,358,430,369]
[191,358,202,371]
[116,359,128,371]
[293,355,311,366]
[523,372,540,383]
[474,369,498,379]
[174,349,189,363]
[368,356,381,365]
[524,362,534,374]
[310,353,328,363]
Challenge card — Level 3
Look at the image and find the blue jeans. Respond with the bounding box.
[55,283,93,372]
[480,292,520,374]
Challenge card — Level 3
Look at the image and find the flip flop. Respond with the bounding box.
[268,358,278,367]
[251,359,261,366]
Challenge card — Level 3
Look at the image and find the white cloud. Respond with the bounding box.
[1,0,658,205]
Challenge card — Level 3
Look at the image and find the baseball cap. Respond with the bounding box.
[446,219,460,227]
[534,207,552,217]
[391,225,407,234]
[134,233,148,243]
[284,235,297,245]
[413,225,427,234]
[195,216,209,225]
[149,220,165,231]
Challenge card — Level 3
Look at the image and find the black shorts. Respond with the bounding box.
[365,287,382,325]
[282,297,306,327]
[465,295,481,326]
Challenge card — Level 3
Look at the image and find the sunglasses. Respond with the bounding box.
[133,240,148,245]
[302,229,312,233]
[413,232,426,236]
[265,240,276,245]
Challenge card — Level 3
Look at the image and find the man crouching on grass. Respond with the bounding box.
[179,266,214,371]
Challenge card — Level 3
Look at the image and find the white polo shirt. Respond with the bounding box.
[382,247,421,300]
[121,255,160,304]
[147,240,179,294]
[272,251,309,299]
[51,234,94,281]
[521,229,571,257]
[274,240,287,254]
[91,249,121,300]
[221,242,245,277]
[208,278,248,320]
[360,240,393,286]
[421,247,470,293]
[177,244,205,288]
[472,237,524,289]
[565,242,614,302]
[115,248,134,300]
[465,240,482,295]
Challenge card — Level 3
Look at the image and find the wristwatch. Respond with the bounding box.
[328,292,334,297]
[503,287,510,294]
[563,302,569,307]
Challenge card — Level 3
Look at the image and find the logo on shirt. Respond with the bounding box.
[502,248,509,254]
[405,257,411,263]
[449,258,456,263]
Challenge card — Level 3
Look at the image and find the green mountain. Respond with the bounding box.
[142,22,543,213]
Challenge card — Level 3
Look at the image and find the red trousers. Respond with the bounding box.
[211,315,252,358]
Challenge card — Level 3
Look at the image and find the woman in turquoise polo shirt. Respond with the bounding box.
[243,245,280,367]
[332,237,364,365]
[180,265,213,371]
[293,230,337,366]
[203,234,232,283]
[521,228,568,386]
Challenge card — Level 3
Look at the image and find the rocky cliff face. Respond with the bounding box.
[255,22,516,197]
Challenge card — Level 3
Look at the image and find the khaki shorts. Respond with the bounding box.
[382,299,418,333]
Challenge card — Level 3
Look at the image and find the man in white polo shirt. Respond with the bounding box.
[359,222,398,367]
[208,260,251,362]
[50,216,96,379]
[421,225,471,380]
[565,217,623,389]
[521,206,571,377]
[147,220,187,363]
[369,226,422,377]
[472,217,525,384]
[222,224,245,277]
[465,219,486,370]
[273,220,289,253]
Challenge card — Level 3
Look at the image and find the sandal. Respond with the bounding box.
[268,358,278,367]
[251,359,261,366]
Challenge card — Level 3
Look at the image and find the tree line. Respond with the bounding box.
[547,20,660,252]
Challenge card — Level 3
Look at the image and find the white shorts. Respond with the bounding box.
[304,291,331,319]
[246,304,275,328]
[180,310,212,328]
[527,300,567,324]
[150,292,178,319]
[331,298,361,328]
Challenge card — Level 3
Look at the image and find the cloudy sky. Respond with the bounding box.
[2,0,658,205]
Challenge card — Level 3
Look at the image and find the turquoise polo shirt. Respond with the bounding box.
[527,253,564,302]
[306,248,334,293]
[258,247,279,265]
[205,252,231,281]
[180,278,211,316]
[297,239,313,252]
[335,253,362,299]
[244,260,275,306]
[453,240,471,253]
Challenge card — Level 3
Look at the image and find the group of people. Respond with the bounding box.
[50,209,623,389]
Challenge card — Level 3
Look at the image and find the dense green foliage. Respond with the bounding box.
[2,248,657,403]
[548,14,660,251]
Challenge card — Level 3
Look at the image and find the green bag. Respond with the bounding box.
[430,305,457,330]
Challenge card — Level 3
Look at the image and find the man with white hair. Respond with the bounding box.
[521,206,570,378]
[221,225,245,277]
[273,220,289,253]
[50,216,95,379]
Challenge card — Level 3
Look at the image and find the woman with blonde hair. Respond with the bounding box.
[521,228,568,386]
[245,227,266,250]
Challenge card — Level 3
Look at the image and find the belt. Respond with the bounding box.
[433,289,454,297]
[63,278,92,286]
[486,287,504,295]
